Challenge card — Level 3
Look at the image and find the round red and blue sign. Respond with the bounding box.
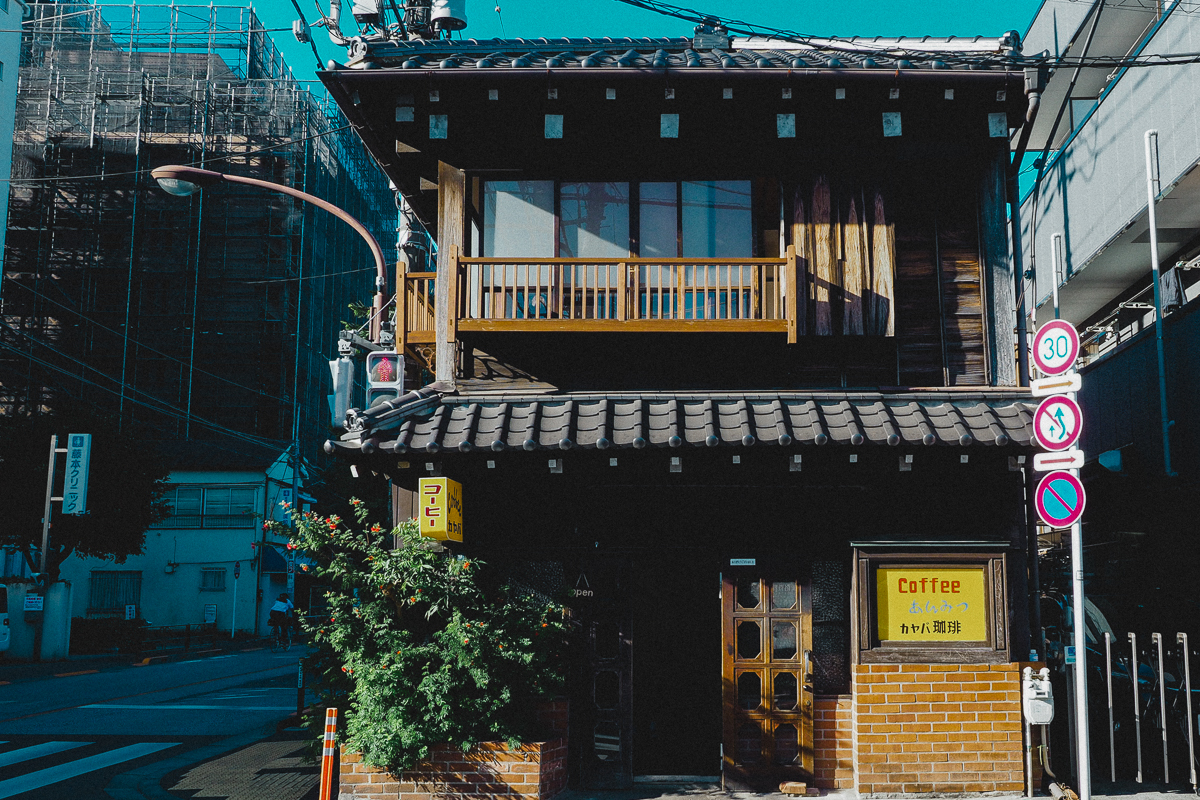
[1035,471,1086,529]
[1033,320,1080,376]
[1033,395,1083,452]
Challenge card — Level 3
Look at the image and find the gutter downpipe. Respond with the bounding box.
[1009,67,1046,387]
[1143,130,1177,477]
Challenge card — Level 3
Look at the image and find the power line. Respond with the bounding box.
[0,124,355,185]
[0,332,291,451]
[2,284,302,403]
[609,0,1200,70]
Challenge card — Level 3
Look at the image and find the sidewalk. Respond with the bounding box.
[555,786,1200,800]
[163,724,319,800]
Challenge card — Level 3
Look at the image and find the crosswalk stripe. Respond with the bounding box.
[0,742,178,799]
[0,741,90,768]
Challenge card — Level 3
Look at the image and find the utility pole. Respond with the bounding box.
[39,435,57,576]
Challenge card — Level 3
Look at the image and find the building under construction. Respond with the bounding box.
[0,2,395,465]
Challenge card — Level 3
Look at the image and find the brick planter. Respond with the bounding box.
[339,700,568,800]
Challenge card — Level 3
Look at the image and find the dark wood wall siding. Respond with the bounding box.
[894,217,943,386]
[939,198,988,386]
[894,188,988,387]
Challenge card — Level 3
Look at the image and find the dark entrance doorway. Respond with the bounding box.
[569,556,634,789]
[631,547,722,777]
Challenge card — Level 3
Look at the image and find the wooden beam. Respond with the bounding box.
[457,319,787,333]
[435,162,466,383]
[447,244,460,343]
[786,245,798,344]
[396,256,408,352]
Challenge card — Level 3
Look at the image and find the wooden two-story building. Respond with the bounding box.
[321,28,1041,796]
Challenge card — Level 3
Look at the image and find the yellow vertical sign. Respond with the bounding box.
[876,567,987,642]
[418,477,462,542]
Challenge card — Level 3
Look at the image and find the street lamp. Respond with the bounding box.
[153,163,391,635]
[150,165,389,342]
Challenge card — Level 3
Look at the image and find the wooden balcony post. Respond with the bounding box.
[786,245,798,344]
[617,261,628,321]
[447,244,460,343]
[396,257,408,352]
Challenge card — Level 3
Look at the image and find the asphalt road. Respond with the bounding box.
[0,647,315,799]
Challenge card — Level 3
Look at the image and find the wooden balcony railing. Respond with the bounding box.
[399,245,801,350]
[397,270,437,346]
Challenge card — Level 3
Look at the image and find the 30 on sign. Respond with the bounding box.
[1032,319,1080,376]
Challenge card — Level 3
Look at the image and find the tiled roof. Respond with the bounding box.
[351,34,1024,72]
[328,390,1035,456]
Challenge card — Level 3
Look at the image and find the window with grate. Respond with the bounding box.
[154,486,257,528]
[88,571,141,614]
[200,568,226,592]
[202,488,257,528]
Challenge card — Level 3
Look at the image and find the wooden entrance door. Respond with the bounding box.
[721,571,813,790]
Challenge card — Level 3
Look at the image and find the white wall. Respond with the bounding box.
[58,469,268,634]
[1020,5,1200,314]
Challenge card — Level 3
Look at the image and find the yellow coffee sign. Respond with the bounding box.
[418,477,462,542]
[876,567,986,642]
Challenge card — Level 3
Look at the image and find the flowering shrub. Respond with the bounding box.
[266,499,568,772]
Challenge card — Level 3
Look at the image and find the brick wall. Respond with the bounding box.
[853,663,1024,795]
[340,701,570,800]
[814,695,853,790]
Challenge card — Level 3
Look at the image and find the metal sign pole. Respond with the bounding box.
[1105,632,1116,782]
[1071,518,1091,800]
[1144,129,1175,477]
[39,435,57,575]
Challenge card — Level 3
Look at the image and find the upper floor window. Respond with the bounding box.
[480,180,752,259]
[155,486,258,528]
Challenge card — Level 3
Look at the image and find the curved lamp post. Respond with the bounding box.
[151,164,388,342]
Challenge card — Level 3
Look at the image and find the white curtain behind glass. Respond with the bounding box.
[483,181,555,257]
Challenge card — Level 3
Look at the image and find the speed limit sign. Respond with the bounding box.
[1032,320,1080,376]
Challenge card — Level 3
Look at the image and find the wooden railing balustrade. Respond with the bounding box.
[399,245,801,349]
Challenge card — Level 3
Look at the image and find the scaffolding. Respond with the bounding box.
[0,3,395,466]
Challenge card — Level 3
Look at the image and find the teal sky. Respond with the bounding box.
[246,0,1045,84]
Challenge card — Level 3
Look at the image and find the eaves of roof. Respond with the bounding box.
[327,389,1035,457]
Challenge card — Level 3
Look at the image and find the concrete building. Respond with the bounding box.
[0,0,27,273]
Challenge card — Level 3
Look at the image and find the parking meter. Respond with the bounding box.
[1022,666,1055,724]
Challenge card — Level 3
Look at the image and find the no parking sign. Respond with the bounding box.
[1035,471,1086,529]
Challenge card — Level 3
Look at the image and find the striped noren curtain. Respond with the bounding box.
[791,178,896,337]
